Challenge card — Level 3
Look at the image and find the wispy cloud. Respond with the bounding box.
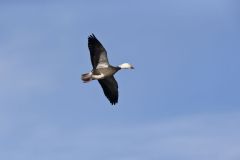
[0,111,239,160]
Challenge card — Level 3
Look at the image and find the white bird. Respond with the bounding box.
[81,34,134,105]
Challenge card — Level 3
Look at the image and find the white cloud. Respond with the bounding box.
[1,111,240,160]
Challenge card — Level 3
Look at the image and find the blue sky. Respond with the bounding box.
[0,0,240,159]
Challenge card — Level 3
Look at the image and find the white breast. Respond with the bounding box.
[92,73,105,79]
[96,63,109,69]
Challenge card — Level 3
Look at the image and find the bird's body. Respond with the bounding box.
[92,66,120,80]
[81,34,134,105]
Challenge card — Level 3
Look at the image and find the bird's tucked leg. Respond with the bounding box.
[81,72,92,83]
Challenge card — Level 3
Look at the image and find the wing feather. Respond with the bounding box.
[98,76,118,105]
[88,34,109,69]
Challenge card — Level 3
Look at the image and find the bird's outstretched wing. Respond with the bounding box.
[88,34,109,69]
[98,76,118,105]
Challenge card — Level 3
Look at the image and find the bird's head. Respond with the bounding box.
[118,63,134,69]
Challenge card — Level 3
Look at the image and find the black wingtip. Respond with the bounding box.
[111,101,118,105]
[88,33,103,48]
[88,33,96,39]
[88,33,99,43]
[110,97,118,105]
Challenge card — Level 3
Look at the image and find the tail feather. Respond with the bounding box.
[81,73,92,83]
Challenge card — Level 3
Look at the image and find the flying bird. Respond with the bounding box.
[81,34,134,105]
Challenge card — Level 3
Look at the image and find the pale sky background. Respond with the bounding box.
[0,0,240,160]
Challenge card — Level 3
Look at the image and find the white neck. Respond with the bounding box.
[118,63,132,69]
